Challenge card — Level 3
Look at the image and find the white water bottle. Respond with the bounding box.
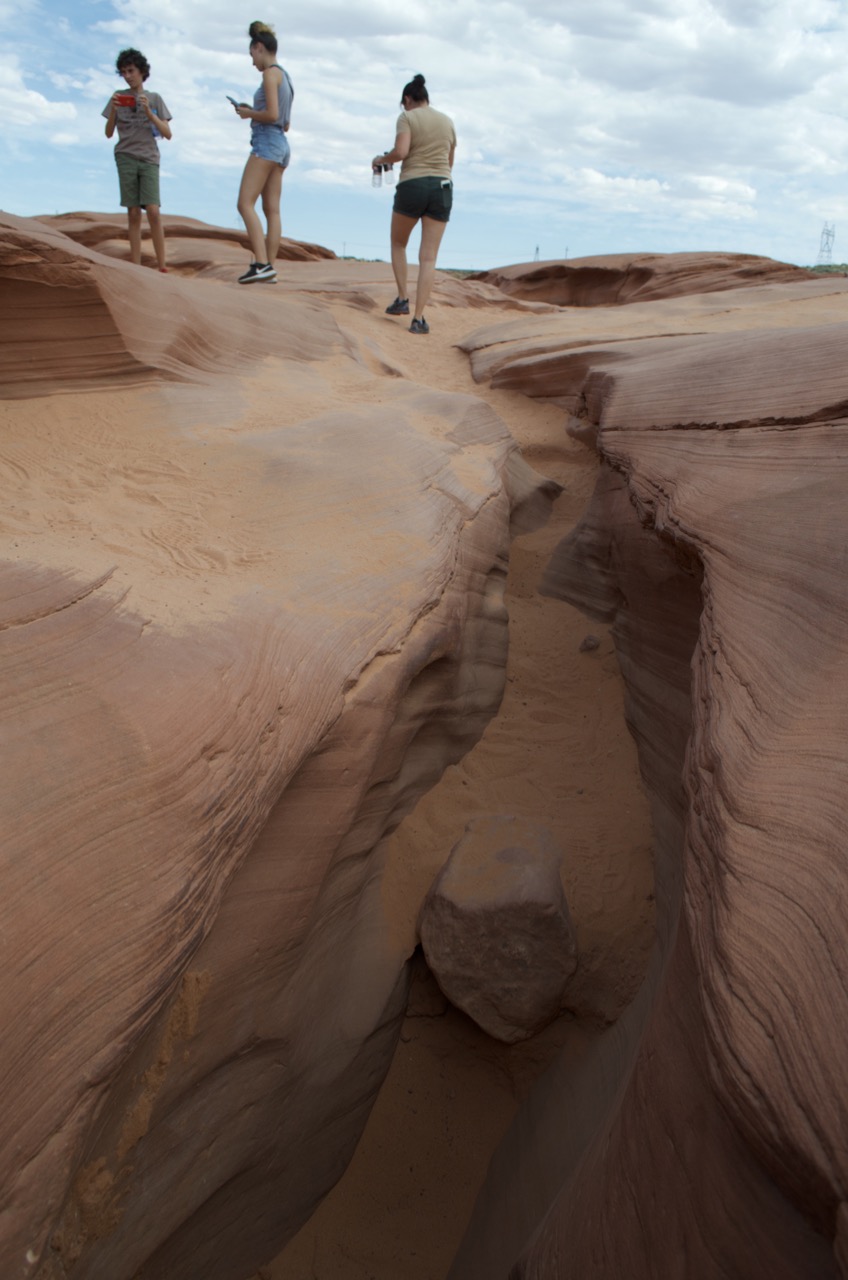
[372,166,382,187]
[384,165,394,186]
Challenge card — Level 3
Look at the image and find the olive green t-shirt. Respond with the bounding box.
[396,105,456,181]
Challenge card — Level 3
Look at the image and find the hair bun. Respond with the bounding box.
[249,19,275,37]
[412,73,426,86]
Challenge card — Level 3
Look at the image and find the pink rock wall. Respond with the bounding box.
[451,282,848,1278]
[0,214,558,1280]
[471,250,816,307]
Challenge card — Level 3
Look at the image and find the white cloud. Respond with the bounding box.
[0,54,78,127]
[4,0,848,266]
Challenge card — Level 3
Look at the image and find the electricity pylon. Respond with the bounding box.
[817,222,835,266]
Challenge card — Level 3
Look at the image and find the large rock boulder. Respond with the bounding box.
[419,816,578,1043]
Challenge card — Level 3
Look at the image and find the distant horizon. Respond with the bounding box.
[12,206,841,277]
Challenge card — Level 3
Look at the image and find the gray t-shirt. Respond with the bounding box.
[102,90,172,165]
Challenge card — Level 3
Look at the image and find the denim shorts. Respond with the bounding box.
[393,176,453,223]
[115,154,161,208]
[250,124,290,167]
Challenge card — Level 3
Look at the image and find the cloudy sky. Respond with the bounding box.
[3,0,848,269]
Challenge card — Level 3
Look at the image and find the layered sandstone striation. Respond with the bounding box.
[6,211,846,1280]
[38,211,336,265]
[450,267,848,1277]
[0,212,557,1280]
[471,249,817,307]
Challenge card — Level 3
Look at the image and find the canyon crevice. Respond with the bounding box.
[3,219,846,1279]
[451,262,848,1279]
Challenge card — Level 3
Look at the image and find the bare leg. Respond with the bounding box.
[261,166,284,265]
[146,205,167,270]
[413,216,448,321]
[127,206,142,264]
[390,211,417,300]
[237,155,278,262]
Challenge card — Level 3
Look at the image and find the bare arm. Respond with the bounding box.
[139,95,172,140]
[372,128,410,170]
[105,93,118,138]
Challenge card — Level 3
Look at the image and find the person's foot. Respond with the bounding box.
[385,296,410,315]
[408,317,429,334]
[238,262,276,284]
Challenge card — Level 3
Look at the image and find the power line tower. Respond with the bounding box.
[817,222,835,266]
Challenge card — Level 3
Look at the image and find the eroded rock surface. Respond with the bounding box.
[450,271,848,1279]
[38,211,336,262]
[471,249,816,307]
[0,214,558,1280]
[419,815,578,1043]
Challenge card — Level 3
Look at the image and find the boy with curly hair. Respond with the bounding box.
[102,48,173,272]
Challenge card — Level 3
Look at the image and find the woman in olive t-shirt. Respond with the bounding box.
[372,73,456,334]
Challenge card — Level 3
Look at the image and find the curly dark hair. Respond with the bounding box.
[116,48,150,80]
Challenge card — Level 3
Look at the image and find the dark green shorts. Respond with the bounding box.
[116,154,161,208]
[393,176,453,223]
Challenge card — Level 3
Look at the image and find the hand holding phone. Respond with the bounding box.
[226,95,243,108]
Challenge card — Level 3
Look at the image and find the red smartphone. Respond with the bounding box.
[116,94,136,107]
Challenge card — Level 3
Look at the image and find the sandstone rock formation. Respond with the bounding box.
[39,210,336,263]
[0,212,558,1280]
[471,249,816,307]
[449,267,848,1278]
[419,815,578,1043]
[6,214,847,1280]
[1,213,346,397]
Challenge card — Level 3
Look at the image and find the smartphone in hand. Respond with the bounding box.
[226,95,243,108]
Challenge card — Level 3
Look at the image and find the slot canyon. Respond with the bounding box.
[2,212,846,1279]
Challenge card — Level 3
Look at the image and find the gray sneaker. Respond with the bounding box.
[385,296,410,315]
[408,317,429,334]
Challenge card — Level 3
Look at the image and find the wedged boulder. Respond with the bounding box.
[419,816,578,1043]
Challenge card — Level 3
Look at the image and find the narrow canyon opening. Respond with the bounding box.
[267,429,661,1279]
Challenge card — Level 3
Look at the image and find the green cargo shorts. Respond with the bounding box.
[116,154,161,208]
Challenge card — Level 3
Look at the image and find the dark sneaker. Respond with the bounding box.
[408,317,429,334]
[238,262,276,284]
[385,296,410,315]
